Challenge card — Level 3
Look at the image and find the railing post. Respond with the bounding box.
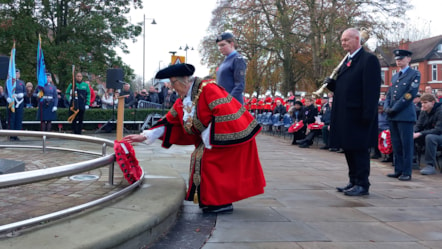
[103,143,115,186]
[42,135,46,153]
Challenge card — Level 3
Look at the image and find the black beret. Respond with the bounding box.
[294,100,303,106]
[155,63,195,79]
[393,49,412,60]
[216,32,234,43]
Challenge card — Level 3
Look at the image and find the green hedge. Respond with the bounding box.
[0,107,167,131]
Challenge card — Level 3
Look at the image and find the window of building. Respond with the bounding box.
[438,44,442,53]
[432,64,438,81]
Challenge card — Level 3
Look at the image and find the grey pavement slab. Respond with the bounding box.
[207,220,330,243]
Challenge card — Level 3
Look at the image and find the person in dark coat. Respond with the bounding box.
[290,100,305,145]
[413,93,442,175]
[384,49,420,181]
[324,28,381,196]
[296,96,319,148]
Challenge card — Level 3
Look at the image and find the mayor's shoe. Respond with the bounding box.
[381,156,392,163]
[299,142,310,148]
[344,185,369,196]
[420,165,436,175]
[296,139,307,144]
[202,204,233,214]
[336,183,354,192]
[398,175,412,181]
[387,172,401,178]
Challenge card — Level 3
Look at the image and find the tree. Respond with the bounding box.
[0,0,142,91]
[202,0,412,96]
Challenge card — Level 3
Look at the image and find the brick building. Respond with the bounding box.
[375,35,442,94]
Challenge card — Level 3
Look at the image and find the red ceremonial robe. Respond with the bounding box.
[151,78,266,206]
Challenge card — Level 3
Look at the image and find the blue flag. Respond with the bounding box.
[37,34,47,96]
[5,42,16,112]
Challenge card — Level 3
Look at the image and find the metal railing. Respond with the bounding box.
[0,130,144,234]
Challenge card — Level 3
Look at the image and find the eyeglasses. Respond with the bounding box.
[170,79,179,85]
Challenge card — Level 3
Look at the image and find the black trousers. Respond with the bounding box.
[72,109,85,134]
[344,149,370,189]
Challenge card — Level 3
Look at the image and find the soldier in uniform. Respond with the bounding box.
[37,73,58,131]
[6,69,26,140]
[384,49,421,181]
[216,32,247,105]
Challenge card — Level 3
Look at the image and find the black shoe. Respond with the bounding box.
[371,154,381,159]
[202,204,233,214]
[299,142,310,148]
[344,185,369,196]
[329,148,339,152]
[387,172,401,178]
[336,183,354,192]
[296,139,307,144]
[398,175,411,181]
[381,156,393,162]
[320,146,329,150]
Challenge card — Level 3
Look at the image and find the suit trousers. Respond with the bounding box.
[344,149,370,189]
[389,121,414,176]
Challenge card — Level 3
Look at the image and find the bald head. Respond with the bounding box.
[341,28,361,54]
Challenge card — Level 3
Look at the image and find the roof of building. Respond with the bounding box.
[375,35,442,66]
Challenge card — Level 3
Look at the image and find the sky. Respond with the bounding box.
[118,0,218,88]
[118,0,442,89]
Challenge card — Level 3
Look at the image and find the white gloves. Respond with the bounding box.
[85,105,89,110]
[16,93,24,98]
[201,123,212,149]
[52,106,57,112]
[141,127,165,145]
[6,97,12,103]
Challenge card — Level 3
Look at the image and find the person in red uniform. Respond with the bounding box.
[123,63,266,213]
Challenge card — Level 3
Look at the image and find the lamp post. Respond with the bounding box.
[143,14,156,89]
[179,44,194,63]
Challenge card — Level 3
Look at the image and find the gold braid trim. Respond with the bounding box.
[208,95,233,111]
[214,118,260,141]
[190,143,204,203]
[214,106,246,123]
[169,106,178,118]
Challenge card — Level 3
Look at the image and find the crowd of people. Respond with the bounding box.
[0,70,179,137]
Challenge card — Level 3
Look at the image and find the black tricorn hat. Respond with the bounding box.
[216,32,234,43]
[155,63,195,79]
[393,49,412,60]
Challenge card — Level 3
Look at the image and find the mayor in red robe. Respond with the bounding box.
[123,63,266,213]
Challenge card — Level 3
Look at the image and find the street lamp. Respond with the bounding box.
[179,44,194,63]
[143,14,156,89]
[158,60,163,71]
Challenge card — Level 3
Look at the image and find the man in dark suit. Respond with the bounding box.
[384,49,420,180]
[325,28,381,196]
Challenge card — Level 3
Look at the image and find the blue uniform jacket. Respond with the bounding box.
[384,68,420,122]
[216,50,247,104]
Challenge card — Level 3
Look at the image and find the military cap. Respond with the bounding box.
[155,63,195,79]
[15,68,20,73]
[393,49,412,60]
[216,32,234,43]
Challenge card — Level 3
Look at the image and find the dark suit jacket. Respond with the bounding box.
[327,48,381,150]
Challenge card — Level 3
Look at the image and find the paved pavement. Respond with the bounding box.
[2,131,442,248]
[165,133,442,249]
